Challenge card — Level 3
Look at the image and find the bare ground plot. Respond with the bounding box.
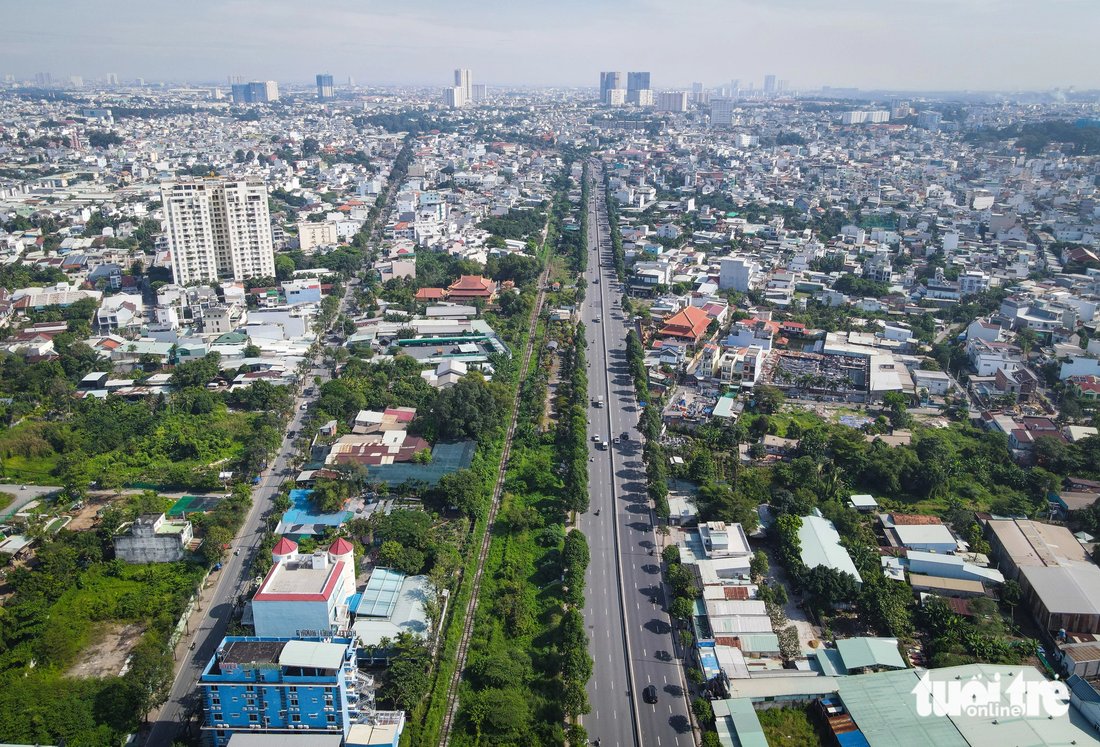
[66,622,146,679]
[66,494,117,532]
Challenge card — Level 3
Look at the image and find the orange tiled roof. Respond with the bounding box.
[415,287,447,300]
[659,306,710,342]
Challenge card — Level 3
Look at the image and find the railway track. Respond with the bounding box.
[436,235,556,746]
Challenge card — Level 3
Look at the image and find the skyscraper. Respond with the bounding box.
[763,74,777,94]
[916,110,942,131]
[710,99,736,127]
[230,81,279,104]
[656,91,689,112]
[161,178,276,285]
[454,69,472,103]
[626,71,651,104]
[599,71,623,103]
[443,86,466,108]
[315,73,334,100]
[471,83,486,103]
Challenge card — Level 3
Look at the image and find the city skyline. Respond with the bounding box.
[2,0,1099,91]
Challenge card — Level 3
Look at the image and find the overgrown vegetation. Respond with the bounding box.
[0,526,203,745]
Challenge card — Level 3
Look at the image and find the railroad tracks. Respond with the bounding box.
[436,253,554,746]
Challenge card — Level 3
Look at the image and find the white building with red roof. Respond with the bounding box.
[251,537,356,638]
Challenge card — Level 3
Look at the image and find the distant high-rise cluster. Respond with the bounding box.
[443,68,482,108]
[161,178,276,285]
[316,73,334,100]
[230,80,279,104]
[599,70,651,106]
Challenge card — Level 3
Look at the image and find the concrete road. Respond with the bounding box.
[0,485,62,521]
[143,358,343,741]
[579,162,695,747]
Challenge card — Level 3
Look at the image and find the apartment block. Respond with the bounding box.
[162,178,276,285]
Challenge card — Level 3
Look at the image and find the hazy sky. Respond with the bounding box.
[4,0,1097,91]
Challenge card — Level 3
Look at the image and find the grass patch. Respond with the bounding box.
[757,706,823,746]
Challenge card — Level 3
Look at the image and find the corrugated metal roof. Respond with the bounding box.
[798,514,863,583]
[713,697,768,747]
[834,637,907,671]
[278,640,346,670]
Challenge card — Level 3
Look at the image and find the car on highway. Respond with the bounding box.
[594,316,601,323]
[592,434,601,442]
[643,685,659,704]
[612,437,620,445]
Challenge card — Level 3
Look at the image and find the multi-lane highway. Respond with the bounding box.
[579,162,695,747]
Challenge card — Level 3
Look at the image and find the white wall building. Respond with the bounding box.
[710,99,735,127]
[297,221,338,253]
[656,91,688,112]
[161,178,276,285]
[114,513,193,563]
[251,537,356,638]
[718,255,760,292]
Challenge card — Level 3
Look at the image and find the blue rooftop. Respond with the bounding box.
[276,488,353,536]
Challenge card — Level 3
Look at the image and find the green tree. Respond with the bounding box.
[380,633,430,711]
[378,540,425,575]
[753,385,785,414]
[750,550,770,579]
[125,633,174,720]
[275,254,297,280]
[428,373,509,442]
[202,525,233,564]
[1001,579,1022,613]
[670,596,694,621]
[693,697,715,726]
[431,469,485,518]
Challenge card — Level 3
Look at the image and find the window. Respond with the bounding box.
[248,714,258,723]
[291,714,301,724]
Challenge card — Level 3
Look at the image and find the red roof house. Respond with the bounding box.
[658,306,711,347]
[415,287,448,301]
[446,275,497,302]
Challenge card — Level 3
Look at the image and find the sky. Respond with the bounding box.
[3,0,1098,91]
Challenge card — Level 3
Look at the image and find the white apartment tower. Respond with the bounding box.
[710,98,736,127]
[161,178,276,285]
[656,91,689,112]
[443,86,466,108]
[454,69,472,102]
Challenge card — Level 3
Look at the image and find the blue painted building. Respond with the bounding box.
[200,636,361,746]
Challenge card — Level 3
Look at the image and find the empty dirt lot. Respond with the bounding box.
[66,621,146,679]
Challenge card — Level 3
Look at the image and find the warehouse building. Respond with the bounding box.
[985,518,1100,633]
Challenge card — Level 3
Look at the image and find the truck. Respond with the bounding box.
[597,439,608,450]
[593,395,604,408]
